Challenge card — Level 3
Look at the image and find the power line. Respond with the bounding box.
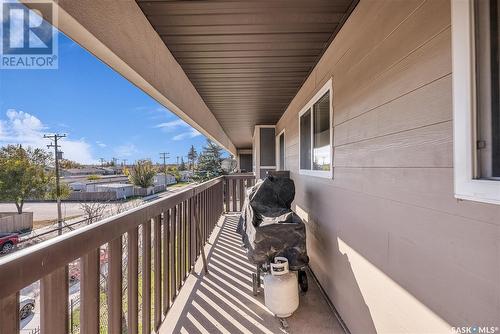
[44,133,66,236]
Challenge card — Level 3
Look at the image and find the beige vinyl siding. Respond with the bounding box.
[276,0,500,333]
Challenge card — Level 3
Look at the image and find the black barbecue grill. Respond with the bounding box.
[237,174,309,295]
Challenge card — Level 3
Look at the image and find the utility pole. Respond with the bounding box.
[159,152,169,186]
[176,156,180,166]
[44,133,66,235]
[122,159,128,167]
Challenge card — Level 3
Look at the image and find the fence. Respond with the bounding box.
[0,212,33,233]
[67,192,117,202]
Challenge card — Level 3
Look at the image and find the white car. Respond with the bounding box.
[19,295,35,320]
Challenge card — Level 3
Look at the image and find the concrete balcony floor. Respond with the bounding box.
[161,214,346,334]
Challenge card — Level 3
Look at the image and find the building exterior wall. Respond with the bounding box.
[276,0,500,332]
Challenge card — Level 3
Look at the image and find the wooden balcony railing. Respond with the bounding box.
[223,173,256,212]
[0,176,240,334]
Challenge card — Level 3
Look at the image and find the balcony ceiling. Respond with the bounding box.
[136,0,357,148]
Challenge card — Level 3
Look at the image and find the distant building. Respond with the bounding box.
[61,167,105,177]
[179,170,193,182]
[95,183,134,199]
[154,173,177,186]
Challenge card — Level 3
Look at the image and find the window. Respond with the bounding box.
[452,0,500,204]
[299,79,333,178]
[277,130,285,170]
[475,0,500,179]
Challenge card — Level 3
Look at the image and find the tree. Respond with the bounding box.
[179,157,187,171]
[59,159,81,169]
[167,166,181,182]
[79,202,108,224]
[87,174,101,181]
[128,160,156,188]
[0,145,54,213]
[195,139,224,181]
[187,145,198,173]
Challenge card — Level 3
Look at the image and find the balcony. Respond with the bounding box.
[0,175,343,334]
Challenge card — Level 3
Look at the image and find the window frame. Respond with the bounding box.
[298,78,333,178]
[452,0,500,204]
[276,129,286,170]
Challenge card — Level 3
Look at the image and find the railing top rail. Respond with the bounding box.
[0,176,223,299]
[224,173,256,179]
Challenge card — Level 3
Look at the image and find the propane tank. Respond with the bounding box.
[263,257,299,317]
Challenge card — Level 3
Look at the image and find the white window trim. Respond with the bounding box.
[452,0,500,205]
[298,78,333,179]
[276,129,286,170]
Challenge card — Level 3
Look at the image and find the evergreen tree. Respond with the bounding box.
[195,140,223,181]
[187,145,198,173]
[179,157,187,171]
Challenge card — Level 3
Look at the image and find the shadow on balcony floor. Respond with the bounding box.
[160,214,346,334]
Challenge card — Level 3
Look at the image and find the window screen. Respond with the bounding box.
[475,0,500,179]
[300,110,311,170]
[279,132,285,170]
[313,92,331,171]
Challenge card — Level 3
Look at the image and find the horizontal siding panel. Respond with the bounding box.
[315,0,425,86]
[334,121,453,168]
[332,167,500,226]
[334,27,452,125]
[335,74,452,146]
[333,0,450,94]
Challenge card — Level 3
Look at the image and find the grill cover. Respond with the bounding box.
[237,176,309,269]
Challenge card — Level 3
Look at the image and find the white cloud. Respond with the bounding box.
[96,141,107,148]
[0,109,97,164]
[114,143,138,157]
[172,128,201,141]
[155,119,188,131]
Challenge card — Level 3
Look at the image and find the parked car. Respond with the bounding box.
[0,233,19,254]
[19,295,35,320]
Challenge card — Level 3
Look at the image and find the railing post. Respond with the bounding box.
[108,236,122,334]
[41,266,69,334]
[142,221,151,334]
[80,248,100,334]
[0,292,19,333]
[163,209,170,314]
[127,227,139,334]
[224,177,229,212]
[153,214,162,331]
[170,206,177,301]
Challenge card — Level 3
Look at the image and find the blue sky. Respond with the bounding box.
[0,29,211,164]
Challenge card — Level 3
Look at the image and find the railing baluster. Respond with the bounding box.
[203,190,208,241]
[233,178,237,212]
[142,221,151,334]
[195,194,200,257]
[188,197,194,272]
[180,201,185,283]
[224,178,230,212]
[128,227,139,334]
[171,206,177,300]
[0,292,19,333]
[162,209,170,314]
[108,236,122,334]
[184,199,189,279]
[154,214,162,330]
[239,179,245,211]
[41,266,68,334]
[81,248,100,334]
